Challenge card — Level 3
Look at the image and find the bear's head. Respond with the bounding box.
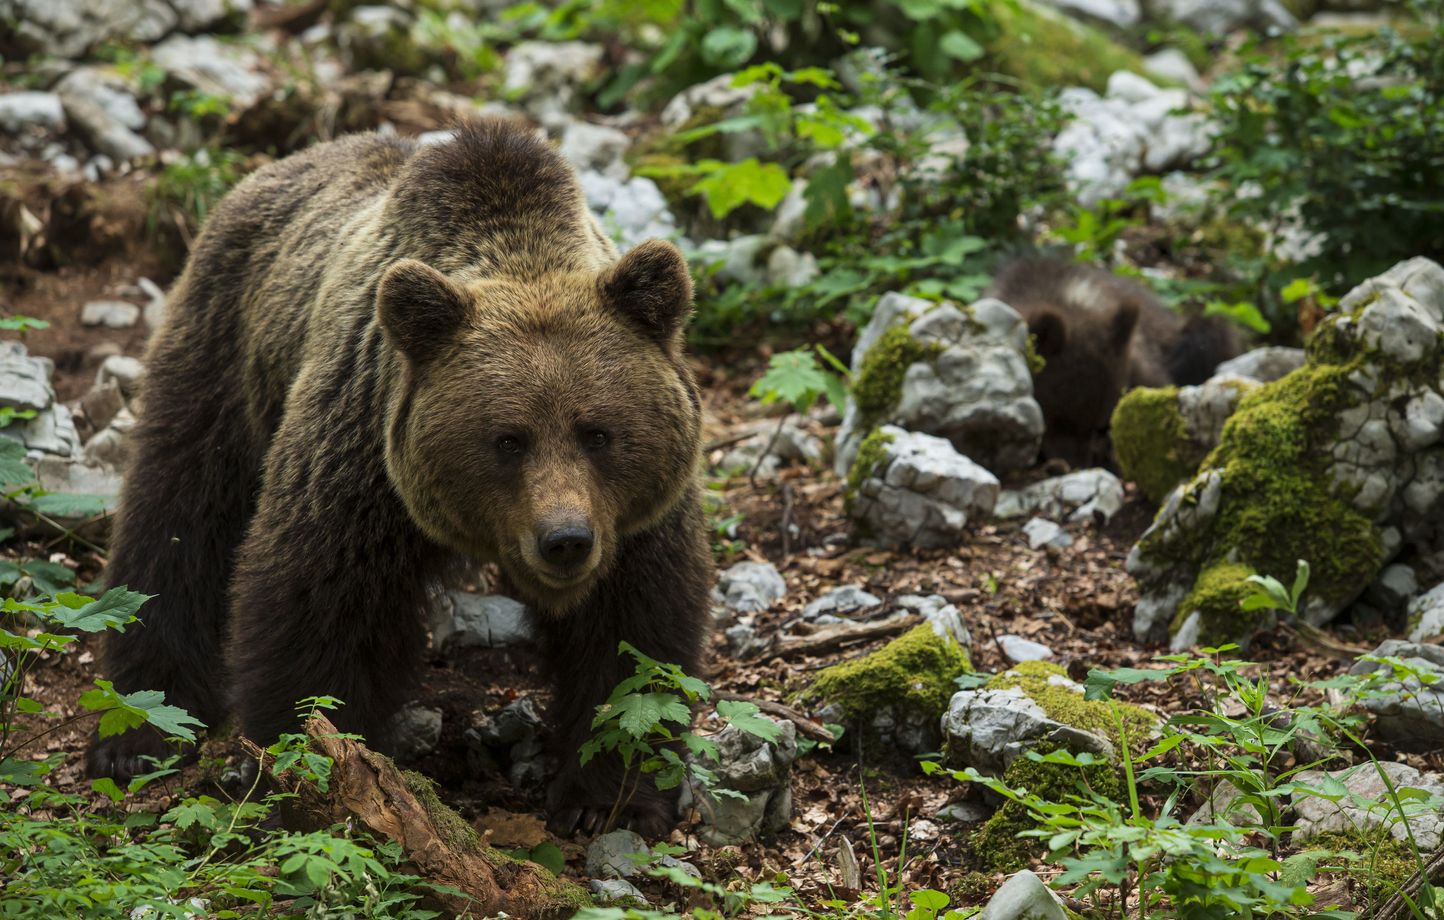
[377,239,701,611]
[1025,295,1139,470]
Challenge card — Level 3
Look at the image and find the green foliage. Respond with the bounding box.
[582,642,782,833]
[1209,19,1444,316]
[147,147,247,241]
[749,346,849,415]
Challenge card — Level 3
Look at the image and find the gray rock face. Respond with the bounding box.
[580,171,683,253]
[979,870,1068,920]
[1292,761,1444,850]
[679,716,798,845]
[848,427,1000,548]
[151,34,271,109]
[557,120,630,180]
[429,591,532,651]
[660,73,762,160]
[897,593,972,648]
[1054,71,1214,205]
[803,585,882,622]
[98,355,145,400]
[1214,346,1306,383]
[588,879,646,904]
[0,0,174,58]
[390,704,442,761]
[501,41,605,123]
[941,685,1113,775]
[716,561,786,615]
[586,829,649,879]
[835,294,1044,477]
[1408,581,1444,642]
[56,68,154,162]
[1144,48,1204,91]
[994,469,1125,524]
[1148,0,1296,34]
[0,341,56,413]
[1130,258,1444,646]
[1040,0,1140,26]
[1350,640,1444,746]
[0,92,66,138]
[81,300,140,329]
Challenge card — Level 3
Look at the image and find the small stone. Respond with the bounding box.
[0,341,54,412]
[716,561,786,615]
[802,585,882,621]
[501,41,604,122]
[55,67,154,162]
[997,635,1054,663]
[1143,48,1203,91]
[994,469,1126,524]
[765,245,819,288]
[585,829,649,879]
[588,879,646,905]
[1022,517,1072,550]
[390,704,442,761]
[1350,640,1444,746]
[1213,346,1306,383]
[558,120,630,179]
[97,355,144,399]
[941,685,1113,775]
[979,869,1068,920]
[430,591,531,651]
[1292,761,1444,850]
[81,300,140,329]
[677,716,798,845]
[936,800,991,823]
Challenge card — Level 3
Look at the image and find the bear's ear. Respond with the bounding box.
[598,239,693,344]
[1028,309,1068,359]
[1111,298,1141,351]
[377,259,470,362]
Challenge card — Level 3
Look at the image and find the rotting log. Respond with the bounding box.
[261,714,590,920]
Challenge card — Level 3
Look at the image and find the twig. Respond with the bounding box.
[750,614,919,663]
[779,482,794,561]
[713,690,835,743]
[748,413,789,489]
[1373,845,1444,920]
[703,431,757,454]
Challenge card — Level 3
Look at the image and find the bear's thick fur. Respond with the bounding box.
[86,118,712,834]
[988,255,1238,468]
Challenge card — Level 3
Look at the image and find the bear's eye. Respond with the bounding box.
[496,435,524,456]
[583,429,610,450]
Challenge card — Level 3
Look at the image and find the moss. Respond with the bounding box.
[986,0,1146,93]
[1171,561,1261,646]
[853,325,944,432]
[844,427,896,511]
[402,771,592,909]
[799,624,972,728]
[1023,333,1046,375]
[987,661,1156,751]
[1110,385,1192,504]
[1302,830,1417,892]
[1140,359,1385,644]
[949,871,995,905]
[971,745,1125,873]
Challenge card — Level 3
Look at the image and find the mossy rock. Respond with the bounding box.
[1110,385,1192,504]
[985,0,1146,93]
[852,324,945,434]
[799,624,972,753]
[987,661,1156,751]
[844,426,896,513]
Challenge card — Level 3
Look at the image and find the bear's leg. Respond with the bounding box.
[87,330,266,781]
[532,492,712,837]
[223,391,446,747]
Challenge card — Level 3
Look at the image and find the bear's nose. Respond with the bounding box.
[538,525,594,570]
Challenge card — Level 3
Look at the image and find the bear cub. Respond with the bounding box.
[86,118,712,836]
[988,254,1239,468]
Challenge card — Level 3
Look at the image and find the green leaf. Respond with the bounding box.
[939,30,984,62]
[716,699,782,741]
[0,438,34,486]
[26,492,111,518]
[166,798,220,830]
[527,842,566,876]
[50,587,152,632]
[80,680,206,742]
[91,776,125,802]
[1203,300,1271,335]
[749,348,837,413]
[701,25,757,69]
[690,158,791,219]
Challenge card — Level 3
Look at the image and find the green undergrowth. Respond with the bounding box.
[986,0,1146,92]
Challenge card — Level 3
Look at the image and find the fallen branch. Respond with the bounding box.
[752,614,919,663]
[713,690,836,743]
[1373,845,1444,920]
[262,714,588,919]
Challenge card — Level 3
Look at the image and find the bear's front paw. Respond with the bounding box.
[86,725,194,783]
[546,780,676,839]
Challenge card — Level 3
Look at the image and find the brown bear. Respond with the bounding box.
[987,254,1238,468]
[85,117,713,836]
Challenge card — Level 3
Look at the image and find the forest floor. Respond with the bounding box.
[6,247,1409,911]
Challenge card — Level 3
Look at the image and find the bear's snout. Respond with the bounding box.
[537,523,594,571]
